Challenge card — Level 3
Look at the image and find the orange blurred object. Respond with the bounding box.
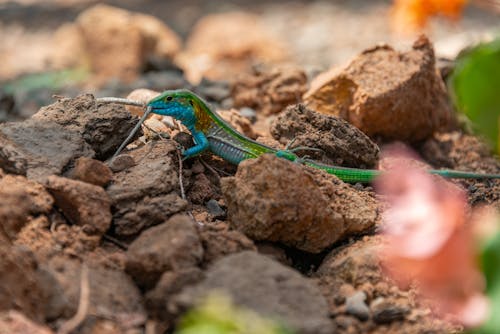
[376,148,489,327]
[392,0,468,33]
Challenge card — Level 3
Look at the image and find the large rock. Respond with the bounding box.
[55,4,181,82]
[221,154,378,253]
[0,175,53,239]
[106,141,187,236]
[33,94,139,159]
[69,157,113,187]
[0,311,53,334]
[126,215,203,290]
[45,176,112,237]
[231,65,308,115]
[175,251,333,334]
[304,36,453,142]
[271,104,380,168]
[176,12,288,83]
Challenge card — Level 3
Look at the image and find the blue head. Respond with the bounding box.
[147,90,198,127]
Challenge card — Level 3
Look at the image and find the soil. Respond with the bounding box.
[0,2,499,334]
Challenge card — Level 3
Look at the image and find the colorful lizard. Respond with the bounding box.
[100,89,500,183]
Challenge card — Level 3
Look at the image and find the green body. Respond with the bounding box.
[145,90,500,183]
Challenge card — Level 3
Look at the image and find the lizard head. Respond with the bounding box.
[147,89,199,118]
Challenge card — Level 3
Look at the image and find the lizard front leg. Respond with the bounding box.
[182,128,210,159]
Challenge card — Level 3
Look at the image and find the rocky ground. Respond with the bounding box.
[0,1,499,334]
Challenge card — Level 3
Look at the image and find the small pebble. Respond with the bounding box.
[345,291,370,321]
[109,154,135,172]
[371,297,409,324]
[239,107,257,123]
[206,199,226,219]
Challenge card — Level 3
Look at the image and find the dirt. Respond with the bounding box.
[0,7,499,333]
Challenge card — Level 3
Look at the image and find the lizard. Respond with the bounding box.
[99,89,500,183]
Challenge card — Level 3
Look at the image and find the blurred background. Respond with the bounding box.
[0,0,499,119]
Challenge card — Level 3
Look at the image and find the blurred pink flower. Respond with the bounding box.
[376,147,488,327]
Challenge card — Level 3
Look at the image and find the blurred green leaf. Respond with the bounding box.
[3,67,89,94]
[175,292,294,334]
[449,37,500,153]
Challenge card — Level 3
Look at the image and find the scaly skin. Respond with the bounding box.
[147,89,500,183]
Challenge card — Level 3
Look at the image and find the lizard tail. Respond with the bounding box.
[430,169,500,179]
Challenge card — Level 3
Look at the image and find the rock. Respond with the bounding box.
[72,4,181,82]
[0,311,54,334]
[205,199,226,219]
[304,36,453,142]
[232,65,307,115]
[145,267,204,319]
[0,244,46,321]
[221,154,378,253]
[197,222,256,264]
[176,12,288,83]
[187,173,218,205]
[108,154,135,172]
[126,215,203,289]
[45,176,112,237]
[107,141,187,236]
[125,89,160,116]
[69,157,113,187]
[45,256,145,327]
[219,109,258,139]
[0,175,53,237]
[371,297,410,324]
[271,104,380,168]
[33,94,139,159]
[175,251,333,334]
[345,291,370,321]
[0,118,94,179]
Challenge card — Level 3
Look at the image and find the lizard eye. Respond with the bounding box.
[166,96,173,101]
[189,100,194,106]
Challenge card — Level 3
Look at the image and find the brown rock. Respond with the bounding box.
[107,141,186,236]
[175,251,333,334]
[304,36,453,142]
[126,215,203,289]
[45,256,145,327]
[197,222,256,264]
[0,175,53,239]
[74,4,181,82]
[0,119,94,179]
[70,157,113,187]
[271,104,380,168]
[371,297,410,324]
[126,89,160,116]
[219,109,258,139]
[0,311,53,334]
[33,94,140,159]
[146,267,204,320]
[232,65,307,115]
[221,154,378,253]
[45,176,112,236]
[0,244,46,321]
[176,12,288,83]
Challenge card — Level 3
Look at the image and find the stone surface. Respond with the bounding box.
[371,297,410,324]
[33,94,139,159]
[45,256,146,327]
[0,118,93,179]
[69,157,113,187]
[45,175,112,237]
[0,175,53,238]
[304,36,453,142]
[72,4,181,82]
[175,251,333,334]
[0,311,54,334]
[221,154,378,253]
[197,222,256,264]
[126,215,203,289]
[231,65,307,115]
[0,244,46,322]
[176,12,288,83]
[107,140,186,236]
[219,109,258,139]
[271,104,380,168]
[345,291,370,321]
